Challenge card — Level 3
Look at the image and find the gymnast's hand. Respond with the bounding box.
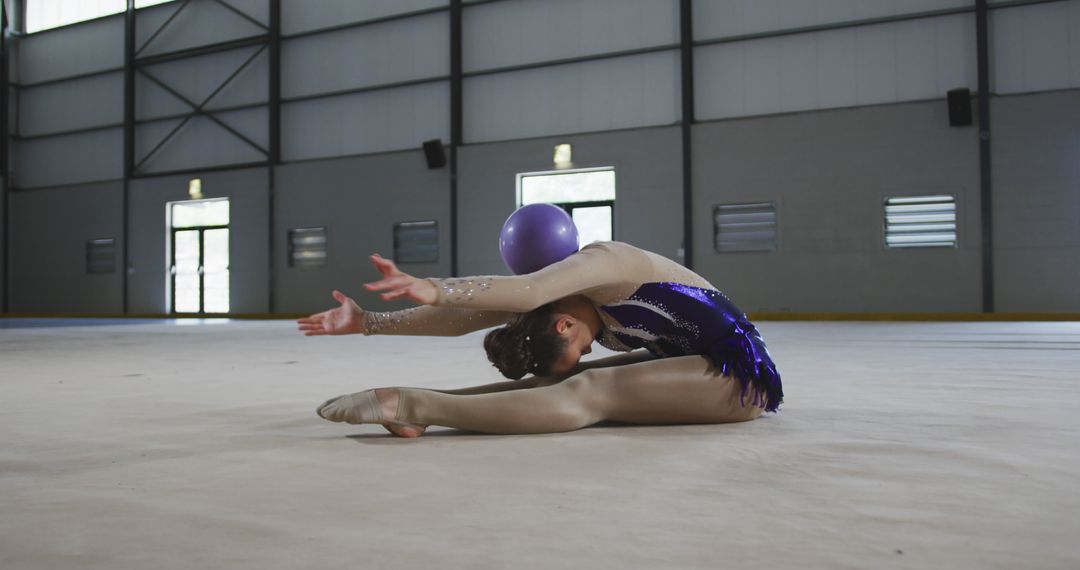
[297,290,363,336]
[363,253,438,305]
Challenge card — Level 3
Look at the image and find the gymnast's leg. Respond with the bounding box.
[431,376,557,395]
[430,351,657,396]
[321,355,764,435]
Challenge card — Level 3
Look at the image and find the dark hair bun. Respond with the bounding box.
[483,327,532,380]
[483,303,568,379]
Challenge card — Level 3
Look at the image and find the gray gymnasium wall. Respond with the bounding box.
[9,182,124,313]
[5,0,1080,315]
[692,100,983,313]
[13,15,124,189]
[0,177,5,309]
[134,1,271,175]
[274,150,451,314]
[457,126,684,276]
[992,90,1080,312]
[128,167,270,314]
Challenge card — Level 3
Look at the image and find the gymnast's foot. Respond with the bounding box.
[374,389,427,438]
[317,388,427,438]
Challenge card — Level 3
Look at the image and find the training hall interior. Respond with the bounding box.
[1,1,1078,568]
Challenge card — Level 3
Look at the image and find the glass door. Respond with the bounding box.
[170,226,230,314]
[169,198,230,315]
[172,229,202,313]
[202,228,230,313]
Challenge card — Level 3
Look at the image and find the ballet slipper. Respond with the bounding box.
[316,389,426,437]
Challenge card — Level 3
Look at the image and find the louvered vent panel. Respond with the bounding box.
[713,203,777,253]
[86,239,116,274]
[288,227,328,268]
[394,221,438,264]
[884,195,957,248]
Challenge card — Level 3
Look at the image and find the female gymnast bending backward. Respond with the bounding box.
[297,241,782,438]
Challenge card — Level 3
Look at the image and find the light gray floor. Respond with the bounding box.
[1,319,1078,569]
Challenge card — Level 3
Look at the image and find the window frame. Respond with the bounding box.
[515,166,617,244]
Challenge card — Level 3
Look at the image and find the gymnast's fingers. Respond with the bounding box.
[380,282,436,305]
[370,254,402,277]
[379,288,409,301]
[364,274,411,292]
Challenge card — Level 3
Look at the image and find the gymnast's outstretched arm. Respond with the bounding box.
[302,242,651,337]
[297,289,511,337]
[364,242,650,313]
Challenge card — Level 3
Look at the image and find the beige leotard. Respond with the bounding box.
[362,241,715,345]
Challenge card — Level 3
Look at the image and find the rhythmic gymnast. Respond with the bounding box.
[297,241,782,438]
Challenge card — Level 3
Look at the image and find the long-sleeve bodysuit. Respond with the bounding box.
[356,242,783,433]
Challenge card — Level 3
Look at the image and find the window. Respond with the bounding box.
[713,202,777,253]
[288,227,328,268]
[393,221,439,264]
[26,0,175,34]
[884,195,957,248]
[517,167,615,246]
[171,198,229,228]
[86,238,116,274]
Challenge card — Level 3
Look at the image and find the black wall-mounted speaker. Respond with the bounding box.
[422,139,446,169]
[947,88,973,127]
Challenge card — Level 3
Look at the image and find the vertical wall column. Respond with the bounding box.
[268,0,280,312]
[123,0,135,313]
[0,2,8,312]
[976,0,994,312]
[679,0,694,270]
[449,0,462,277]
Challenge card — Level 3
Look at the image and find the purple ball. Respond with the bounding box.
[499,204,580,275]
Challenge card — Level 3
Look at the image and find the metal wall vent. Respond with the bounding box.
[394,221,439,264]
[884,195,957,248]
[288,227,328,267]
[713,202,777,253]
[86,238,116,274]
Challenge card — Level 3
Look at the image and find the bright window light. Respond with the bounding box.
[571,206,613,245]
[518,168,615,206]
[518,167,616,246]
[553,144,573,169]
[188,178,203,200]
[26,0,176,34]
[171,198,229,229]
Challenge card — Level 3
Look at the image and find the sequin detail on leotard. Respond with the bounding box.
[362,305,508,336]
[598,282,783,412]
[435,277,494,303]
[363,307,419,334]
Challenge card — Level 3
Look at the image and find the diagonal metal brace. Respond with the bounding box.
[211,0,270,31]
[136,0,192,57]
[135,44,269,170]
